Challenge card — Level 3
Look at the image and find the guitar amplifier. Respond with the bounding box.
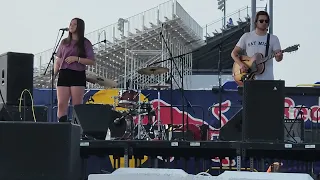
[242,80,285,142]
[284,118,304,143]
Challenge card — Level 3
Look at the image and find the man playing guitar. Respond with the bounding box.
[231,11,283,80]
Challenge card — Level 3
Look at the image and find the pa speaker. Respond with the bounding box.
[242,80,285,142]
[72,104,123,140]
[219,108,243,141]
[0,52,34,106]
[0,121,81,180]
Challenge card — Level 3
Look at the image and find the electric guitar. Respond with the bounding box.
[232,44,300,86]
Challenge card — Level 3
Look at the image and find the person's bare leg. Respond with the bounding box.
[57,86,71,122]
[70,86,85,106]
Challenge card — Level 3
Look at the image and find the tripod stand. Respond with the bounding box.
[150,23,196,140]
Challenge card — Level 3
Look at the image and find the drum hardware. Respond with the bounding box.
[113,89,155,140]
[137,66,169,76]
[135,90,146,140]
[140,102,155,124]
[147,83,170,140]
[120,114,135,140]
[112,96,118,110]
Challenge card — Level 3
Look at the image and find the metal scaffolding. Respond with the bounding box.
[33,0,204,89]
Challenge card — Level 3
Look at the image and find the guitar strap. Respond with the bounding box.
[265,33,270,57]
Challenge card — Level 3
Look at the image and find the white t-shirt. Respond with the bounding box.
[236,30,281,80]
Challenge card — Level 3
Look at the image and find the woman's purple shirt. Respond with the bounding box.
[56,39,95,71]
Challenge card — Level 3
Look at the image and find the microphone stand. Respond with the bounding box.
[92,40,107,46]
[210,26,248,129]
[158,24,194,140]
[43,30,67,122]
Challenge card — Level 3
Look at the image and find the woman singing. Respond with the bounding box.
[54,18,95,122]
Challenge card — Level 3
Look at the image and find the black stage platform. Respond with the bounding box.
[80,140,320,161]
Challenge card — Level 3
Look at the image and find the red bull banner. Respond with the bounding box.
[32,88,320,174]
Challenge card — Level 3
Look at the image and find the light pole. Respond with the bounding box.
[217,0,226,27]
[268,0,273,34]
[251,0,256,31]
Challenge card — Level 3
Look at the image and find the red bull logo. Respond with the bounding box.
[211,100,231,127]
[212,98,320,125]
[285,97,320,123]
[134,99,219,140]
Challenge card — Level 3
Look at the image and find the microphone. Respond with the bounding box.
[59,28,69,31]
[160,23,164,38]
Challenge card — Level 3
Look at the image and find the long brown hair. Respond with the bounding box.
[254,11,270,28]
[62,18,86,58]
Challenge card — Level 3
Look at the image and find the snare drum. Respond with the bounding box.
[118,90,139,108]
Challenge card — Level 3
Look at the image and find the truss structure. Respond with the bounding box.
[33,0,204,89]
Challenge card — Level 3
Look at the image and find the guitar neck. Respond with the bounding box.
[263,50,284,63]
[240,49,285,63]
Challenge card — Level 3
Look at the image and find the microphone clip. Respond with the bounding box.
[59,28,69,31]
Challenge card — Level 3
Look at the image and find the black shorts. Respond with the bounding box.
[57,69,86,87]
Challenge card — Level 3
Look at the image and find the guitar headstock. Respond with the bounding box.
[283,44,300,53]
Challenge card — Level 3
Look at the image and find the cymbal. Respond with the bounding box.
[148,83,170,89]
[137,67,169,75]
[86,73,117,88]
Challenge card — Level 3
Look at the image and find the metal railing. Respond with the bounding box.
[175,1,203,38]
[203,6,266,38]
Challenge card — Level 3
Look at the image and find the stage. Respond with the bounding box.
[80,139,320,176]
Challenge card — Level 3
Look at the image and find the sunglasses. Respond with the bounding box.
[258,19,269,23]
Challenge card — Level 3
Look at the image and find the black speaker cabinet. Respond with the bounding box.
[0,103,48,122]
[242,80,285,142]
[219,108,243,141]
[0,52,34,106]
[73,104,123,140]
[0,121,81,180]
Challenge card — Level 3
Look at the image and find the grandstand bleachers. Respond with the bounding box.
[33,0,204,89]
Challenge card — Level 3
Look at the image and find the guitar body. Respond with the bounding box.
[232,53,266,86]
[231,44,300,86]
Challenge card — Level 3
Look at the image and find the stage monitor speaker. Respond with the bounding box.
[219,108,243,141]
[242,80,285,142]
[0,121,81,180]
[0,52,34,106]
[0,103,48,122]
[73,104,123,140]
[284,118,304,143]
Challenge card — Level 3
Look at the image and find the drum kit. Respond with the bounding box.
[86,66,170,140]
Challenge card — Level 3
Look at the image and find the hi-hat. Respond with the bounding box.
[148,83,170,89]
[138,67,169,75]
[86,73,117,88]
